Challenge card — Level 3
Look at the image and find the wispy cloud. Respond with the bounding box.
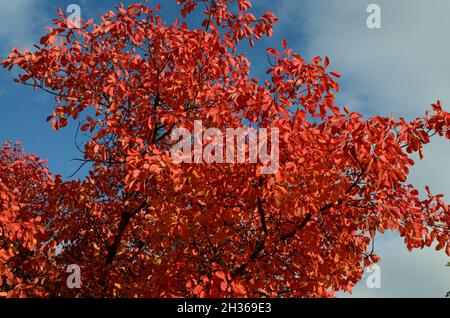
[0,0,47,56]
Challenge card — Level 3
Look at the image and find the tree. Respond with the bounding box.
[0,142,55,297]
[1,0,450,298]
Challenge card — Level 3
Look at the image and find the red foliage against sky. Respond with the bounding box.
[1,0,450,297]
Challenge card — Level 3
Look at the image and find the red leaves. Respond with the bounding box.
[39,28,62,46]
[1,0,450,299]
[278,96,292,107]
[192,285,204,296]
[330,71,342,78]
[231,281,247,296]
[369,254,380,263]
[51,117,67,131]
[238,0,252,11]
[262,11,278,24]
[0,249,11,263]
[180,2,197,18]
[432,100,442,112]
[48,35,58,45]
[0,143,53,297]
[40,34,51,46]
[103,85,115,97]
[215,271,227,281]
[219,281,228,292]
[266,47,279,57]
[187,271,246,297]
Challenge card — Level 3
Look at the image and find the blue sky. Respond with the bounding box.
[0,0,449,297]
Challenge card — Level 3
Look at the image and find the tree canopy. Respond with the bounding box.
[1,0,449,297]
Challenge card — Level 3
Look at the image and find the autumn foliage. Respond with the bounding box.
[1,0,450,297]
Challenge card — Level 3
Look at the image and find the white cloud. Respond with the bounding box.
[272,0,450,297]
[0,0,46,55]
[339,234,450,298]
[276,0,450,117]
